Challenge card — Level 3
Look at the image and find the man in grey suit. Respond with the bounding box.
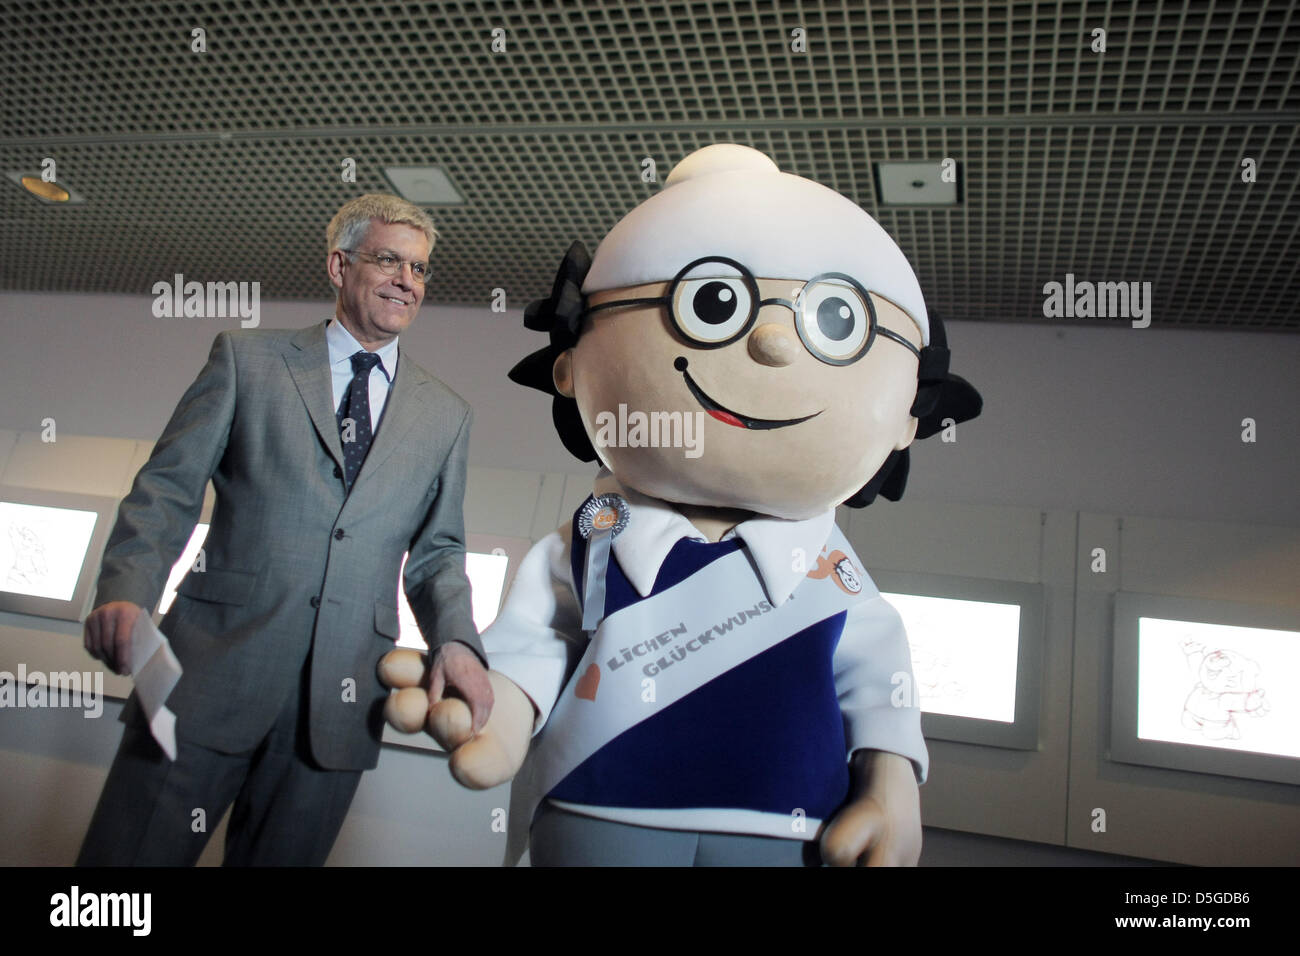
[78,193,493,866]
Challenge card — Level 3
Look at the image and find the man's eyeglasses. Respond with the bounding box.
[584,255,920,366]
[342,249,430,284]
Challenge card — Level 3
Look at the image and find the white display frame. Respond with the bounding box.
[0,485,118,622]
[1110,591,1300,786]
[871,569,1045,751]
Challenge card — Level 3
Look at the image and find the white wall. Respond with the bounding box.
[1,290,1297,867]
[1,291,1296,526]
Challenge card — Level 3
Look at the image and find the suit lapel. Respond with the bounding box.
[283,322,345,470]
[353,351,430,490]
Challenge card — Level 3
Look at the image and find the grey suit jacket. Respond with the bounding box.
[97,321,481,770]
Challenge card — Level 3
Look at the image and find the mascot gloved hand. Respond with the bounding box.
[406,143,980,866]
[376,646,531,789]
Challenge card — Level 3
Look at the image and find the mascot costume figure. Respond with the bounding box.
[380,143,982,866]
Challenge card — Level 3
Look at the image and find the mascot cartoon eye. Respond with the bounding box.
[798,278,872,362]
[818,296,856,340]
[584,255,761,349]
[672,273,756,344]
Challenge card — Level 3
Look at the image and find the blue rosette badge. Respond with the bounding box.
[577,494,630,632]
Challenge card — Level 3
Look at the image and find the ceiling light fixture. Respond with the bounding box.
[382,165,465,205]
[6,171,86,204]
[874,161,960,207]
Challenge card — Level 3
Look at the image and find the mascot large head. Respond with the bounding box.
[512,144,981,520]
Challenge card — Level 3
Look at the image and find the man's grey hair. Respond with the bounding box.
[326,193,438,258]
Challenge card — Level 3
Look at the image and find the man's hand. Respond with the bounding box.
[429,641,494,735]
[83,601,143,676]
[819,750,922,867]
[377,645,532,790]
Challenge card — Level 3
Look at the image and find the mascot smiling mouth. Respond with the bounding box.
[676,358,822,430]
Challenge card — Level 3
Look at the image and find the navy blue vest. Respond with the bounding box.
[548,499,852,821]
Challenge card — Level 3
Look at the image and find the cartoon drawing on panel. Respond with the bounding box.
[909,641,967,705]
[1179,636,1271,740]
[6,524,48,591]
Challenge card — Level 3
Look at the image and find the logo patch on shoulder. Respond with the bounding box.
[808,548,863,594]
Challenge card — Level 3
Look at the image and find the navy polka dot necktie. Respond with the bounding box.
[337,350,382,491]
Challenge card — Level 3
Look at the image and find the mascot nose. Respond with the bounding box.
[747,322,801,367]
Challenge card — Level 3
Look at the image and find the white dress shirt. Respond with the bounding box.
[325,318,399,429]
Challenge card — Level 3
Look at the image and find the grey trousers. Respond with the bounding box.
[530,801,822,867]
[77,665,362,867]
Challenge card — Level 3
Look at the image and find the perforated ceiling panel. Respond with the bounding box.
[2,1,1297,331]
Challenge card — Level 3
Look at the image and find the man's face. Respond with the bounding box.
[558,274,923,520]
[328,220,428,347]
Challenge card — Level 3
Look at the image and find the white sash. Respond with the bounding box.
[504,524,874,864]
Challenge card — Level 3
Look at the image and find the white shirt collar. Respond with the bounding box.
[326,318,399,380]
[594,469,836,608]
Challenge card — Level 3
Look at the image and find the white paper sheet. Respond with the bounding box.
[128,613,183,760]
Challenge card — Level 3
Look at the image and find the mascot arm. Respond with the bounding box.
[481,529,587,734]
[408,531,587,791]
[822,595,928,865]
[833,595,929,785]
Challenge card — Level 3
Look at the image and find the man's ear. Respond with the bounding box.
[894,415,919,452]
[553,349,576,398]
[326,250,346,291]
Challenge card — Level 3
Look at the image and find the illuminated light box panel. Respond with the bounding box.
[1111,592,1300,786]
[872,570,1045,751]
[396,534,531,649]
[158,523,210,615]
[0,486,118,622]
